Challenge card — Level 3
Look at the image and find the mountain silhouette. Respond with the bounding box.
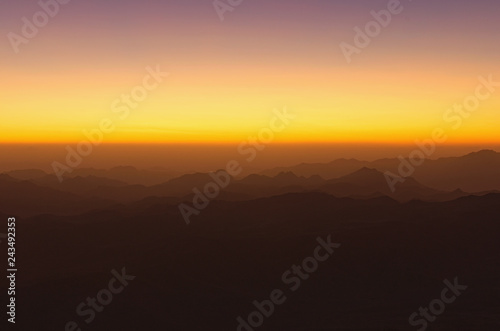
[12,191,500,330]
[6,169,47,180]
[0,174,115,217]
[260,149,500,192]
[15,157,496,205]
[32,175,128,194]
[49,166,179,185]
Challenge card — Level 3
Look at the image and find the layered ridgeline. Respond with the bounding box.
[1,150,500,216]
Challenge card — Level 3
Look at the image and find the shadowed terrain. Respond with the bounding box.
[1,150,500,330]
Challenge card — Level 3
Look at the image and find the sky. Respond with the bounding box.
[1,0,500,147]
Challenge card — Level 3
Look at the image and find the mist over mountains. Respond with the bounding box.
[261,149,500,192]
[2,150,499,217]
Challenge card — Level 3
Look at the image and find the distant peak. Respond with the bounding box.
[465,149,497,157]
[245,173,267,179]
[110,166,138,171]
[275,171,298,179]
[337,167,384,181]
[353,167,380,174]
[332,157,361,163]
[468,149,497,155]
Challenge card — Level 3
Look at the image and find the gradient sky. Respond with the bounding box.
[1,0,500,144]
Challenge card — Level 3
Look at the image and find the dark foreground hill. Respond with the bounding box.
[7,193,500,330]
